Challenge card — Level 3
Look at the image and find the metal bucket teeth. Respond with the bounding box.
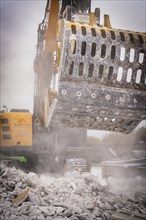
[49,21,146,134]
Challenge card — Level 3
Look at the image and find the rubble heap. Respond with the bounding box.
[0,162,146,220]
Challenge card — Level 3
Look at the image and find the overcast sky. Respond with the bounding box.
[0,0,146,137]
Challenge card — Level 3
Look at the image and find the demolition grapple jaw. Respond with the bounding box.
[34,0,146,134]
[48,21,146,134]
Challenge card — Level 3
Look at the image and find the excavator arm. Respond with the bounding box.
[34,0,146,134]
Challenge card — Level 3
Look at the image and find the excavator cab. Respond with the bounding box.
[34,0,146,134]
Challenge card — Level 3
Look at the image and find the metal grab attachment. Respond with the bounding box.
[48,21,146,134]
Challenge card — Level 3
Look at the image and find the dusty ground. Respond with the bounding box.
[0,162,146,220]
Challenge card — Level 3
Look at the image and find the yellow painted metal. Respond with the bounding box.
[45,0,59,54]
[57,42,61,66]
[66,20,109,33]
[104,14,112,28]
[0,112,32,147]
[12,188,30,205]
[90,12,96,26]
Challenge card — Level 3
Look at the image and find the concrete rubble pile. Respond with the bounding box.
[0,162,146,220]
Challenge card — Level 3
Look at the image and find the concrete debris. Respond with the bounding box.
[0,162,146,220]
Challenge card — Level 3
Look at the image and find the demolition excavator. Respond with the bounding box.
[0,0,146,170]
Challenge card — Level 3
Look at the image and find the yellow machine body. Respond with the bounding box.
[0,111,32,147]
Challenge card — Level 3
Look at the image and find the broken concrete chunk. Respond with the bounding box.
[28,191,38,204]
[8,181,15,188]
[9,214,18,220]
[25,172,39,188]
[0,206,3,214]
[125,192,136,202]
[0,192,7,198]
[37,214,45,220]
[1,168,9,178]
[84,199,96,210]
[102,211,111,220]
[39,206,50,216]
[74,186,83,195]
[104,202,113,210]
[17,202,31,214]
[64,209,72,217]
[15,181,23,189]
[55,206,65,215]
[63,203,82,214]
[83,173,94,185]
[76,199,85,211]
[92,207,101,217]
[76,213,95,220]
[69,216,79,220]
